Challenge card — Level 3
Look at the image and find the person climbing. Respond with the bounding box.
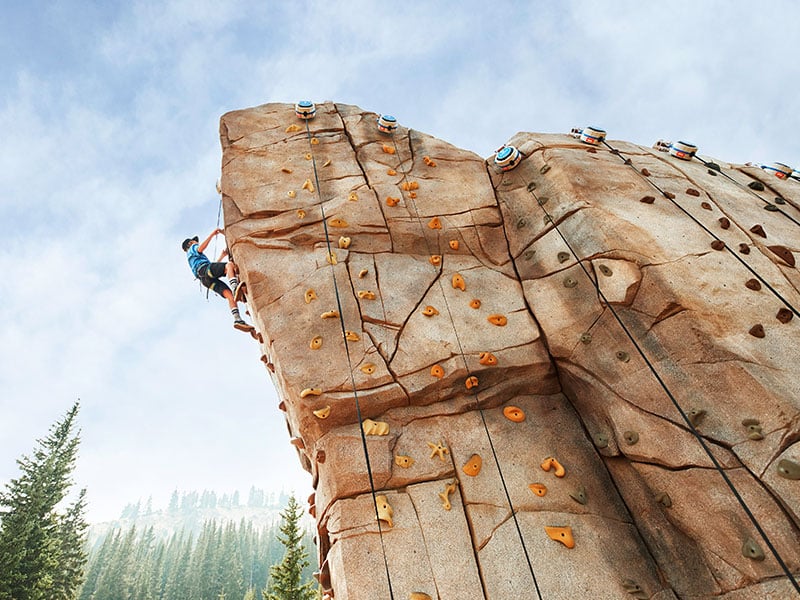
[182,228,253,332]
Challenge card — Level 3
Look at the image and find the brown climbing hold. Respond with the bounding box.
[686,188,700,197]
[529,483,547,497]
[749,224,766,237]
[462,454,482,477]
[465,375,479,390]
[430,364,444,379]
[745,279,761,291]
[777,308,793,323]
[749,324,765,338]
[290,437,305,450]
[541,457,565,477]
[381,144,395,155]
[616,351,630,363]
[310,336,323,350]
[281,167,293,174]
[540,164,551,174]
[421,305,439,317]
[479,352,498,366]
[278,400,286,411]
[767,245,795,267]
[385,196,399,207]
[598,264,613,277]
[544,526,575,549]
[594,433,609,449]
[718,217,730,229]
[503,406,525,423]
[449,240,459,250]
[739,243,750,254]
[622,579,648,599]
[429,255,442,266]
[587,147,597,153]
[428,217,442,230]
[487,314,508,326]
[452,273,466,291]
[749,181,765,191]
[641,168,651,176]
[663,191,676,199]
[655,492,672,508]
[557,251,571,263]
[688,408,706,426]
[469,299,481,309]
[710,240,726,250]
[640,195,655,204]
[563,276,578,288]
[700,202,712,210]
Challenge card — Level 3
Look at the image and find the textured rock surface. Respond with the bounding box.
[220,102,800,599]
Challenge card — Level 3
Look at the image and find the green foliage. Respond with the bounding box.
[263,496,316,600]
[0,402,88,600]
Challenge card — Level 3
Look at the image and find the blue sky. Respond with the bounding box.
[1,0,798,522]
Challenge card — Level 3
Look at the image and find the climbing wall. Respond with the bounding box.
[219,102,800,599]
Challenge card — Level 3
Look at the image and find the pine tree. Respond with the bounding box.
[262,496,315,600]
[0,402,87,600]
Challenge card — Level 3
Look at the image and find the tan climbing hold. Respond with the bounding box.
[428,440,449,461]
[310,137,319,145]
[386,196,400,206]
[358,269,368,278]
[287,190,296,198]
[422,305,439,317]
[285,124,300,133]
[449,240,459,250]
[529,483,547,497]
[462,454,482,477]
[430,364,445,379]
[304,153,312,160]
[465,375,479,390]
[296,209,306,219]
[348,192,358,201]
[503,406,525,422]
[322,159,331,167]
[328,217,348,227]
[326,251,337,265]
[382,144,395,154]
[429,255,442,266]
[360,363,377,375]
[409,593,432,600]
[439,481,458,511]
[338,236,351,249]
[304,289,317,304]
[479,352,498,366]
[401,181,419,191]
[321,310,339,319]
[313,405,331,419]
[281,167,293,174]
[375,494,393,527]
[487,314,508,326]
[395,454,415,469]
[423,155,437,167]
[309,336,323,350]
[428,216,442,229]
[357,290,376,300]
[544,526,575,549]
[362,419,390,436]
[452,273,466,291]
[300,387,322,398]
[387,168,397,176]
[302,178,315,192]
[469,299,481,309]
[541,457,566,477]
[344,330,360,342]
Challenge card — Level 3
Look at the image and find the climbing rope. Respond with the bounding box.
[515,146,800,594]
[388,132,545,600]
[302,117,397,600]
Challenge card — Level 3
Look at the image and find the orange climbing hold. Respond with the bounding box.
[401,181,419,191]
[465,376,479,390]
[428,217,442,230]
[452,273,466,291]
[421,305,439,317]
[469,299,481,309]
[529,483,547,497]
[544,526,575,549]
[382,144,395,154]
[541,457,566,477]
[479,352,498,366]
[386,196,400,207]
[429,255,442,266]
[449,240,459,250]
[503,406,525,422]
[462,454,482,476]
[487,314,508,326]
[430,364,444,379]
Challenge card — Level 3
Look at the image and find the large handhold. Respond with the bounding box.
[544,525,575,549]
[294,100,316,120]
[362,419,390,436]
[375,495,394,528]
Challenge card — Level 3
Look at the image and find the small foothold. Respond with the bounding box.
[362,419,389,436]
[623,431,639,445]
[655,492,672,508]
[395,454,415,469]
[326,251,337,265]
[290,437,304,450]
[544,526,575,549]
[663,191,676,200]
[543,215,553,224]
[594,433,609,449]
[479,352,498,366]
[708,169,718,176]
[503,406,526,423]
[687,408,706,426]
[686,188,700,197]
[322,159,331,167]
[641,168,651,176]
[385,196,399,206]
[401,181,419,191]
[569,486,587,505]
[339,235,352,248]
[387,168,397,176]
[563,276,578,288]
[328,217,348,228]
[537,196,549,206]
[452,273,466,291]
[707,162,721,171]
[465,375,479,390]
[767,245,795,267]
[749,324,765,338]
[278,400,286,411]
[281,167,293,174]
[288,190,297,198]
[622,579,648,599]
[711,240,726,250]
[557,251,571,263]
[423,155,437,167]
[409,594,431,600]
[700,202,712,210]
[360,363,376,375]
[305,289,319,304]
[321,310,339,319]
[358,269,368,278]
[718,217,730,229]
[540,164,551,174]
[375,495,394,528]
[541,457,566,477]
[745,278,762,291]
[300,388,322,398]
[428,217,442,230]
[285,124,300,133]
[764,203,778,212]
[381,144,395,155]
[310,137,319,145]
[430,364,444,379]
[439,481,458,511]
[462,454,482,477]
[640,195,656,204]
[517,217,527,229]
[345,330,360,342]
[469,298,481,309]
[748,431,765,441]
[616,351,630,363]
[310,336,323,350]
[776,458,800,480]
[313,406,331,419]
[777,308,793,323]
[749,224,766,238]
[304,153,312,160]
[529,483,547,497]
[429,255,442,266]
[527,182,537,191]
[357,290,376,300]
[302,179,315,193]
[523,249,536,260]
[449,240,459,250]
[408,191,417,199]
[748,181,765,191]
[580,332,592,344]
[742,537,765,561]
[422,305,439,317]
[739,243,750,254]
[348,192,358,201]
[296,209,305,219]
[428,440,449,461]
[487,314,508,326]
[598,264,613,277]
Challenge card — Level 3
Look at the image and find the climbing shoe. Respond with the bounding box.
[233,320,253,332]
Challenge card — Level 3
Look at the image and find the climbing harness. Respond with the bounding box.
[761,161,794,180]
[389,132,545,600]
[295,100,316,120]
[300,106,396,600]
[493,145,522,171]
[376,114,398,134]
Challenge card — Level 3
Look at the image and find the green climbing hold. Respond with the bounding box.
[623,430,639,445]
[687,408,706,426]
[594,433,609,449]
[557,251,571,263]
[742,537,765,561]
[776,458,800,480]
[569,485,587,505]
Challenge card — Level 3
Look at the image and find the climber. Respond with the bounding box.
[182,229,253,332]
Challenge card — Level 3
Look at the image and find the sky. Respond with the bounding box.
[1,0,799,523]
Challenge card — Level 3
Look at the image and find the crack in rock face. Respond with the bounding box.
[220,103,800,600]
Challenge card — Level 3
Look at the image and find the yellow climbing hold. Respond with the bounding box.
[449,240,459,250]
[439,481,458,511]
[309,336,323,350]
[310,137,319,145]
[428,217,442,230]
[302,179,315,192]
[375,494,394,527]
[360,363,376,375]
[321,310,339,319]
[430,364,444,379]
[304,153,312,160]
[429,255,442,266]
[304,289,317,304]
[313,405,331,419]
[357,290,376,300]
[421,305,439,317]
[322,159,331,167]
[428,440,449,461]
[382,144,395,154]
[409,593,431,600]
[529,483,547,497]
[285,124,300,133]
[544,525,575,549]
[281,167,293,174]
[300,388,322,398]
[326,251,337,265]
[287,190,297,198]
[541,457,566,478]
[362,419,390,436]
[338,236,351,249]
[296,209,306,219]
[348,191,358,201]
[358,269,368,278]
[401,181,419,191]
[452,273,466,291]
[328,217,348,228]
[395,454,415,468]
[462,454,482,477]
[344,330,360,342]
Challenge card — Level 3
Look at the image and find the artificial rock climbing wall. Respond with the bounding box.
[219,102,800,599]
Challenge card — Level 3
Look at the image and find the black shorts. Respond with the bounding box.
[198,263,230,298]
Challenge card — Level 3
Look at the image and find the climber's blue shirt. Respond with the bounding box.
[186,244,210,277]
